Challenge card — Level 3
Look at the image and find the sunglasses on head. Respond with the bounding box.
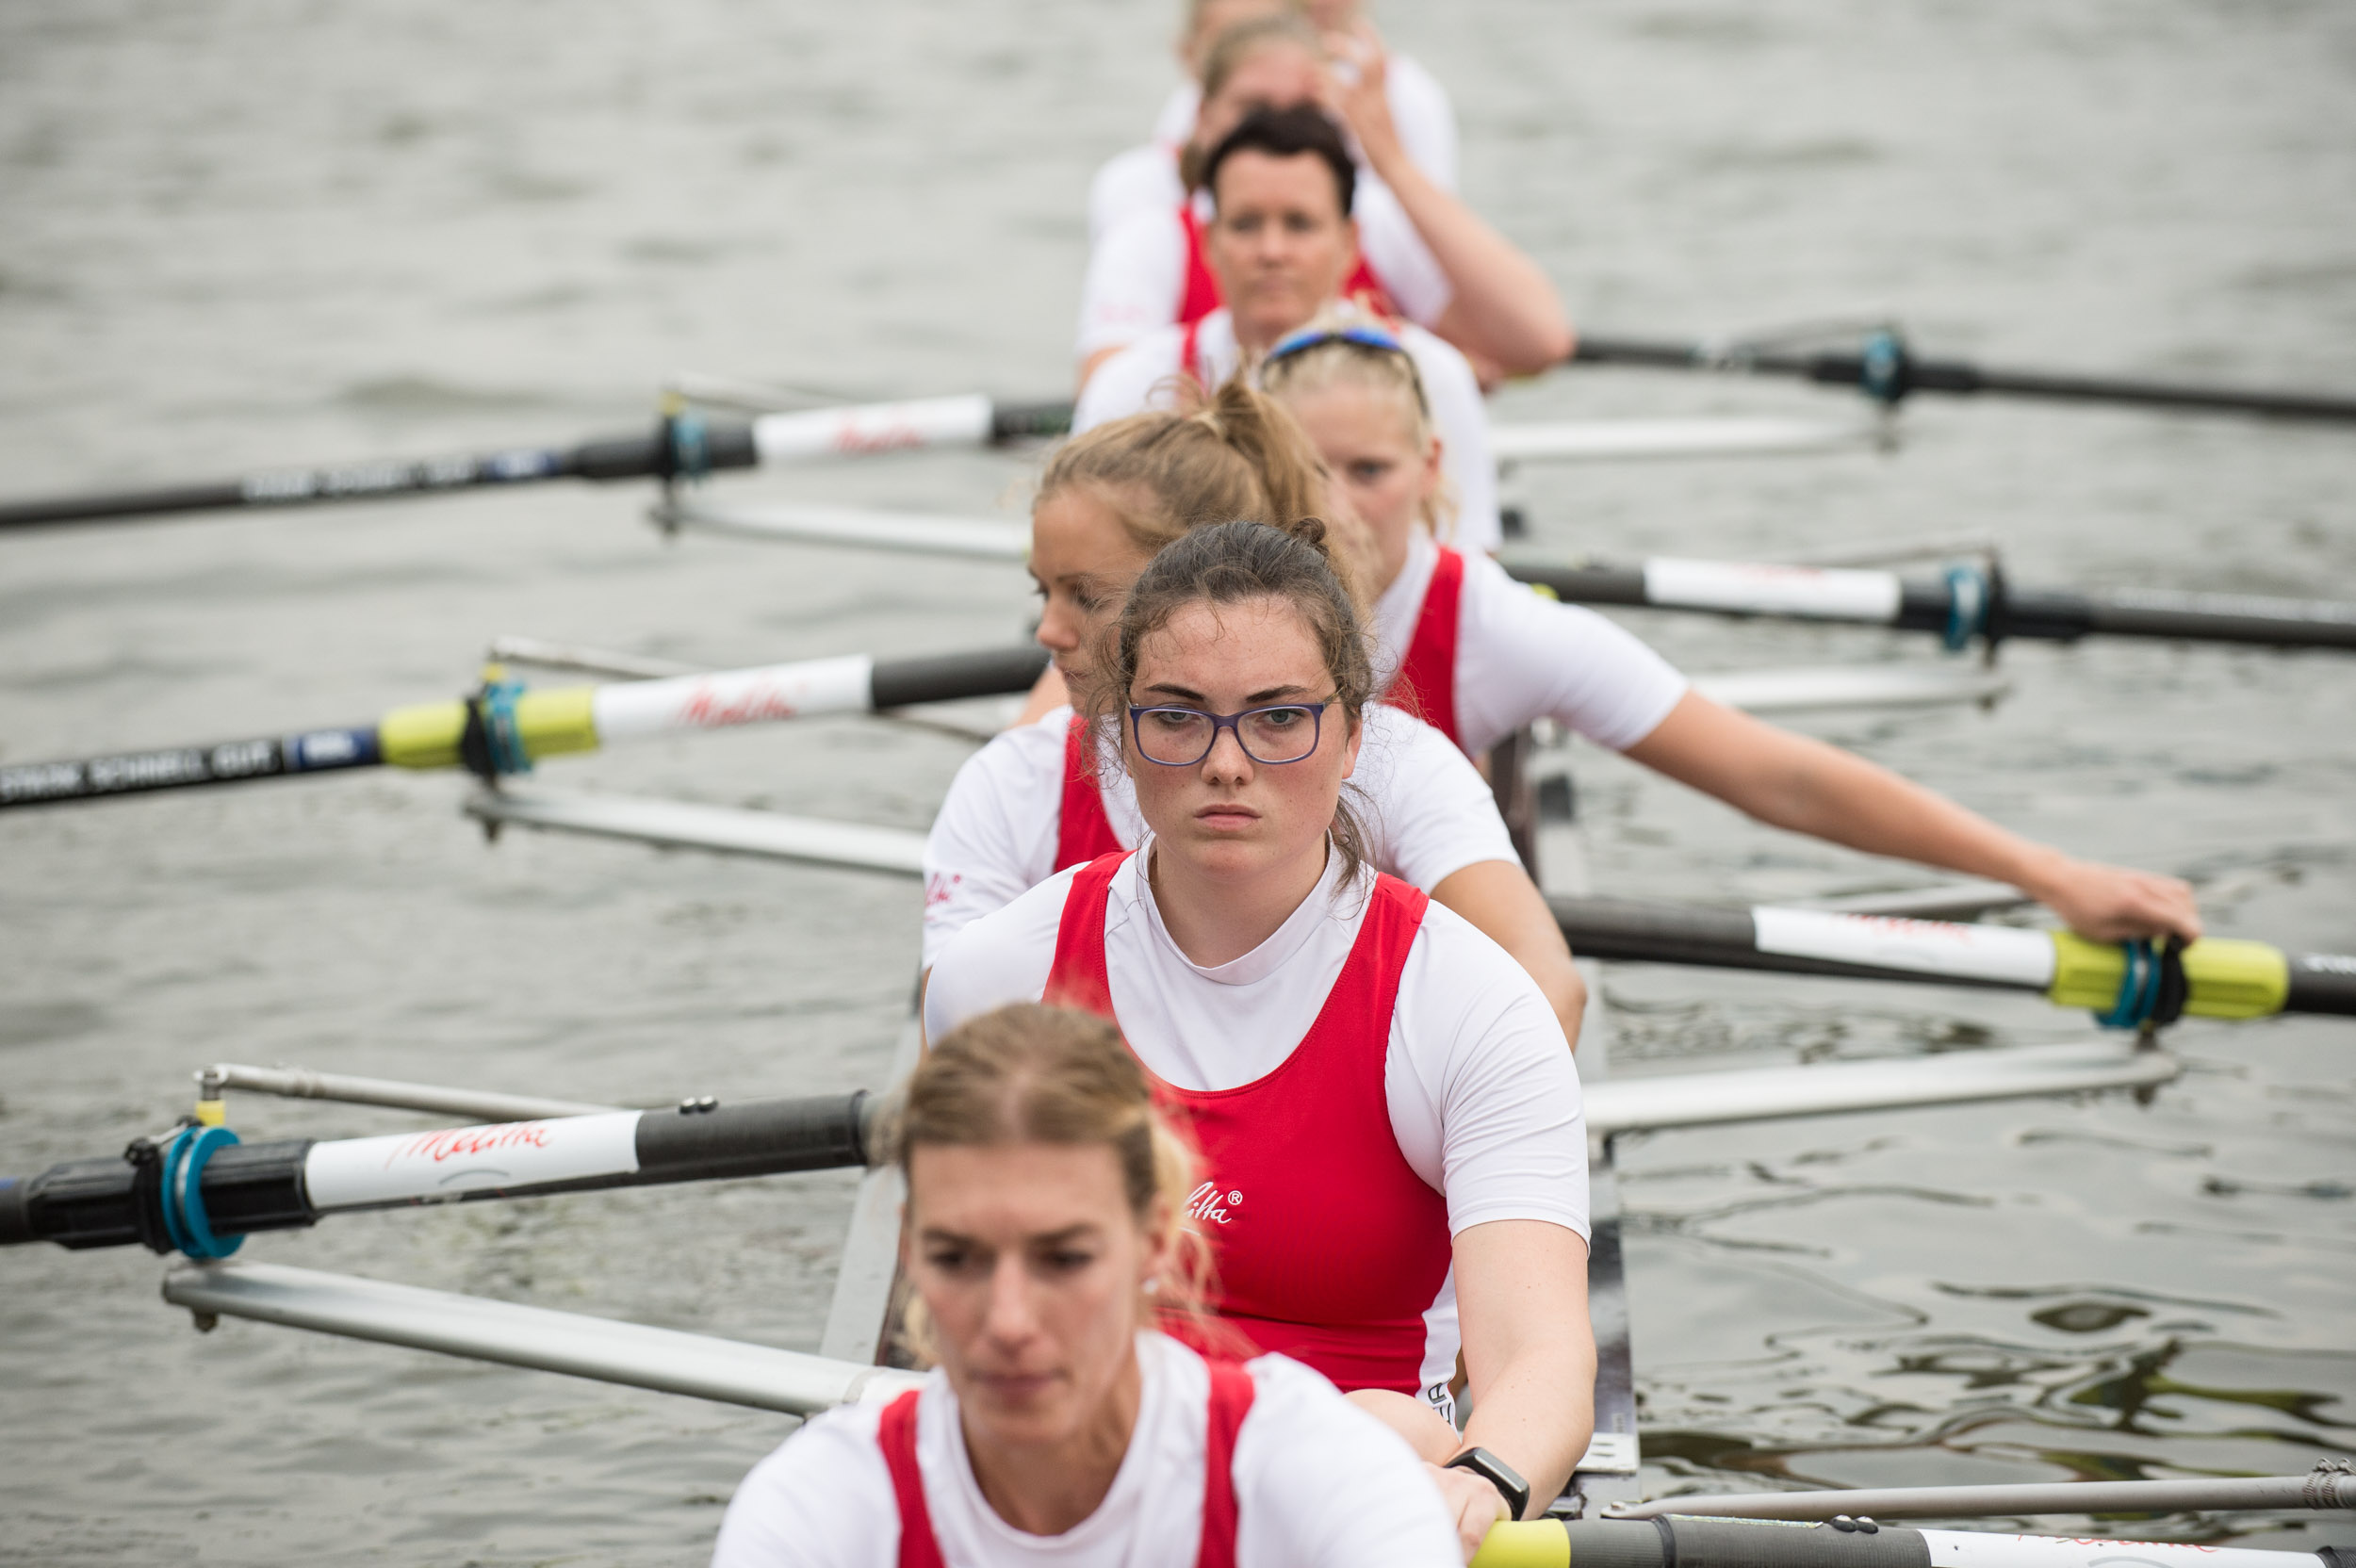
[1264,323,1407,366]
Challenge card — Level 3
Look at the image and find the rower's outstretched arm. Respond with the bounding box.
[1432,860,1589,1049]
[1622,691,2203,942]
[1323,25,1573,377]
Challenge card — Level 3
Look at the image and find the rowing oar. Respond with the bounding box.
[1569,328,2356,423]
[0,394,1074,531]
[0,1091,876,1255]
[1466,1514,2349,1568]
[0,644,1046,809]
[1503,554,2356,651]
[1549,897,2356,1022]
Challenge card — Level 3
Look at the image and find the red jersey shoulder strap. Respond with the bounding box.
[1340,258,1401,325]
[1193,1359,1257,1568]
[1177,202,1223,328]
[1041,850,1132,1020]
[875,1389,948,1568]
[1056,714,1124,871]
[1387,545,1465,747]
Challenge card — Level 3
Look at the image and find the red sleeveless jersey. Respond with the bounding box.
[1056,713,1124,871]
[875,1359,1255,1568]
[1383,544,1464,748]
[1042,851,1453,1395]
[1176,202,1400,331]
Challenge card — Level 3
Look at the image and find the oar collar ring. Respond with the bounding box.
[2097,936,2188,1033]
[158,1123,243,1260]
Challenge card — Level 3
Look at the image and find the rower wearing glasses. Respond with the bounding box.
[1258,312,2206,945]
[925,520,1595,1547]
[1076,101,1509,554]
[922,381,1586,1046]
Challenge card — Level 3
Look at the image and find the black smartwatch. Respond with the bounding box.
[1444,1446,1530,1521]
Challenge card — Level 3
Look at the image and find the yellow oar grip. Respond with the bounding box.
[514,687,599,760]
[1471,1522,1569,1568]
[377,688,601,771]
[2181,938,2288,1019]
[379,700,468,768]
[2046,932,2288,1020]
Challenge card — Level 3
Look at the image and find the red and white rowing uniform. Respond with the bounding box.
[1071,309,1503,557]
[712,1335,1460,1568]
[924,846,1589,1408]
[922,702,1515,970]
[1079,173,1451,368]
[1375,531,1690,758]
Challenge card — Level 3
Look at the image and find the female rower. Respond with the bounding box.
[1259,316,2203,942]
[922,380,1585,1043]
[925,521,1597,1530]
[712,1002,1465,1567]
[1079,13,1567,389]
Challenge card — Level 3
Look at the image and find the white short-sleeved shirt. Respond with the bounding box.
[712,1336,1461,1568]
[924,848,1590,1392]
[922,701,1513,968]
[1139,51,1460,211]
[1079,175,1451,364]
[1373,531,1693,759]
[1071,309,1501,557]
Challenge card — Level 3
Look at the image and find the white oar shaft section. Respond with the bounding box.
[659,497,1030,560]
[163,1261,923,1415]
[749,394,993,463]
[586,654,875,743]
[302,1111,646,1210]
[1604,1469,2356,1522]
[1490,415,1877,463]
[1751,906,2059,987]
[1644,557,1905,621]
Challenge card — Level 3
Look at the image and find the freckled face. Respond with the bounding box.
[1124,596,1360,887]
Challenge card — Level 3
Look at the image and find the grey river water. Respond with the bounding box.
[3,1,2352,1562]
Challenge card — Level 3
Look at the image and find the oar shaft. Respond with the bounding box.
[0,1091,874,1253]
[1550,897,2356,1020]
[0,394,1077,532]
[1504,557,2356,651]
[0,644,1049,811]
[1568,333,2356,423]
[1474,1518,2338,1568]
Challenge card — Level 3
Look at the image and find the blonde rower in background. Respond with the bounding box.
[1257,309,2205,945]
[712,1003,1464,1566]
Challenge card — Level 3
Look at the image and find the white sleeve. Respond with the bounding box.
[1078,206,1186,360]
[1386,55,1459,191]
[1461,554,1690,753]
[920,870,1072,1043]
[1410,332,1500,555]
[1354,180,1452,328]
[920,722,1067,971]
[1152,82,1199,151]
[711,1412,895,1568]
[1397,905,1590,1239]
[1088,144,1183,245]
[1354,706,1519,890]
[1072,332,1180,433]
[1235,1356,1462,1568]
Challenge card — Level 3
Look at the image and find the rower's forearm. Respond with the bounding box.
[1364,143,1572,369]
[1750,742,2069,894]
[1460,1345,1595,1516]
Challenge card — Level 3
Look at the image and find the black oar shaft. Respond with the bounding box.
[0,1092,872,1253]
[1569,334,2356,424]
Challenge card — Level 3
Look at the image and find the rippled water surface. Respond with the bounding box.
[2,1,2352,1562]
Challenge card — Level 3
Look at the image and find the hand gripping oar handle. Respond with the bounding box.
[0,395,1078,532]
[0,644,1049,810]
[1547,897,2356,1021]
[1568,331,2356,423]
[0,1091,877,1254]
[1502,558,2356,652]
[1469,1517,2347,1568]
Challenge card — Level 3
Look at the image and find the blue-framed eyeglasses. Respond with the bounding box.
[1127,701,1333,767]
[1264,323,1406,367]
